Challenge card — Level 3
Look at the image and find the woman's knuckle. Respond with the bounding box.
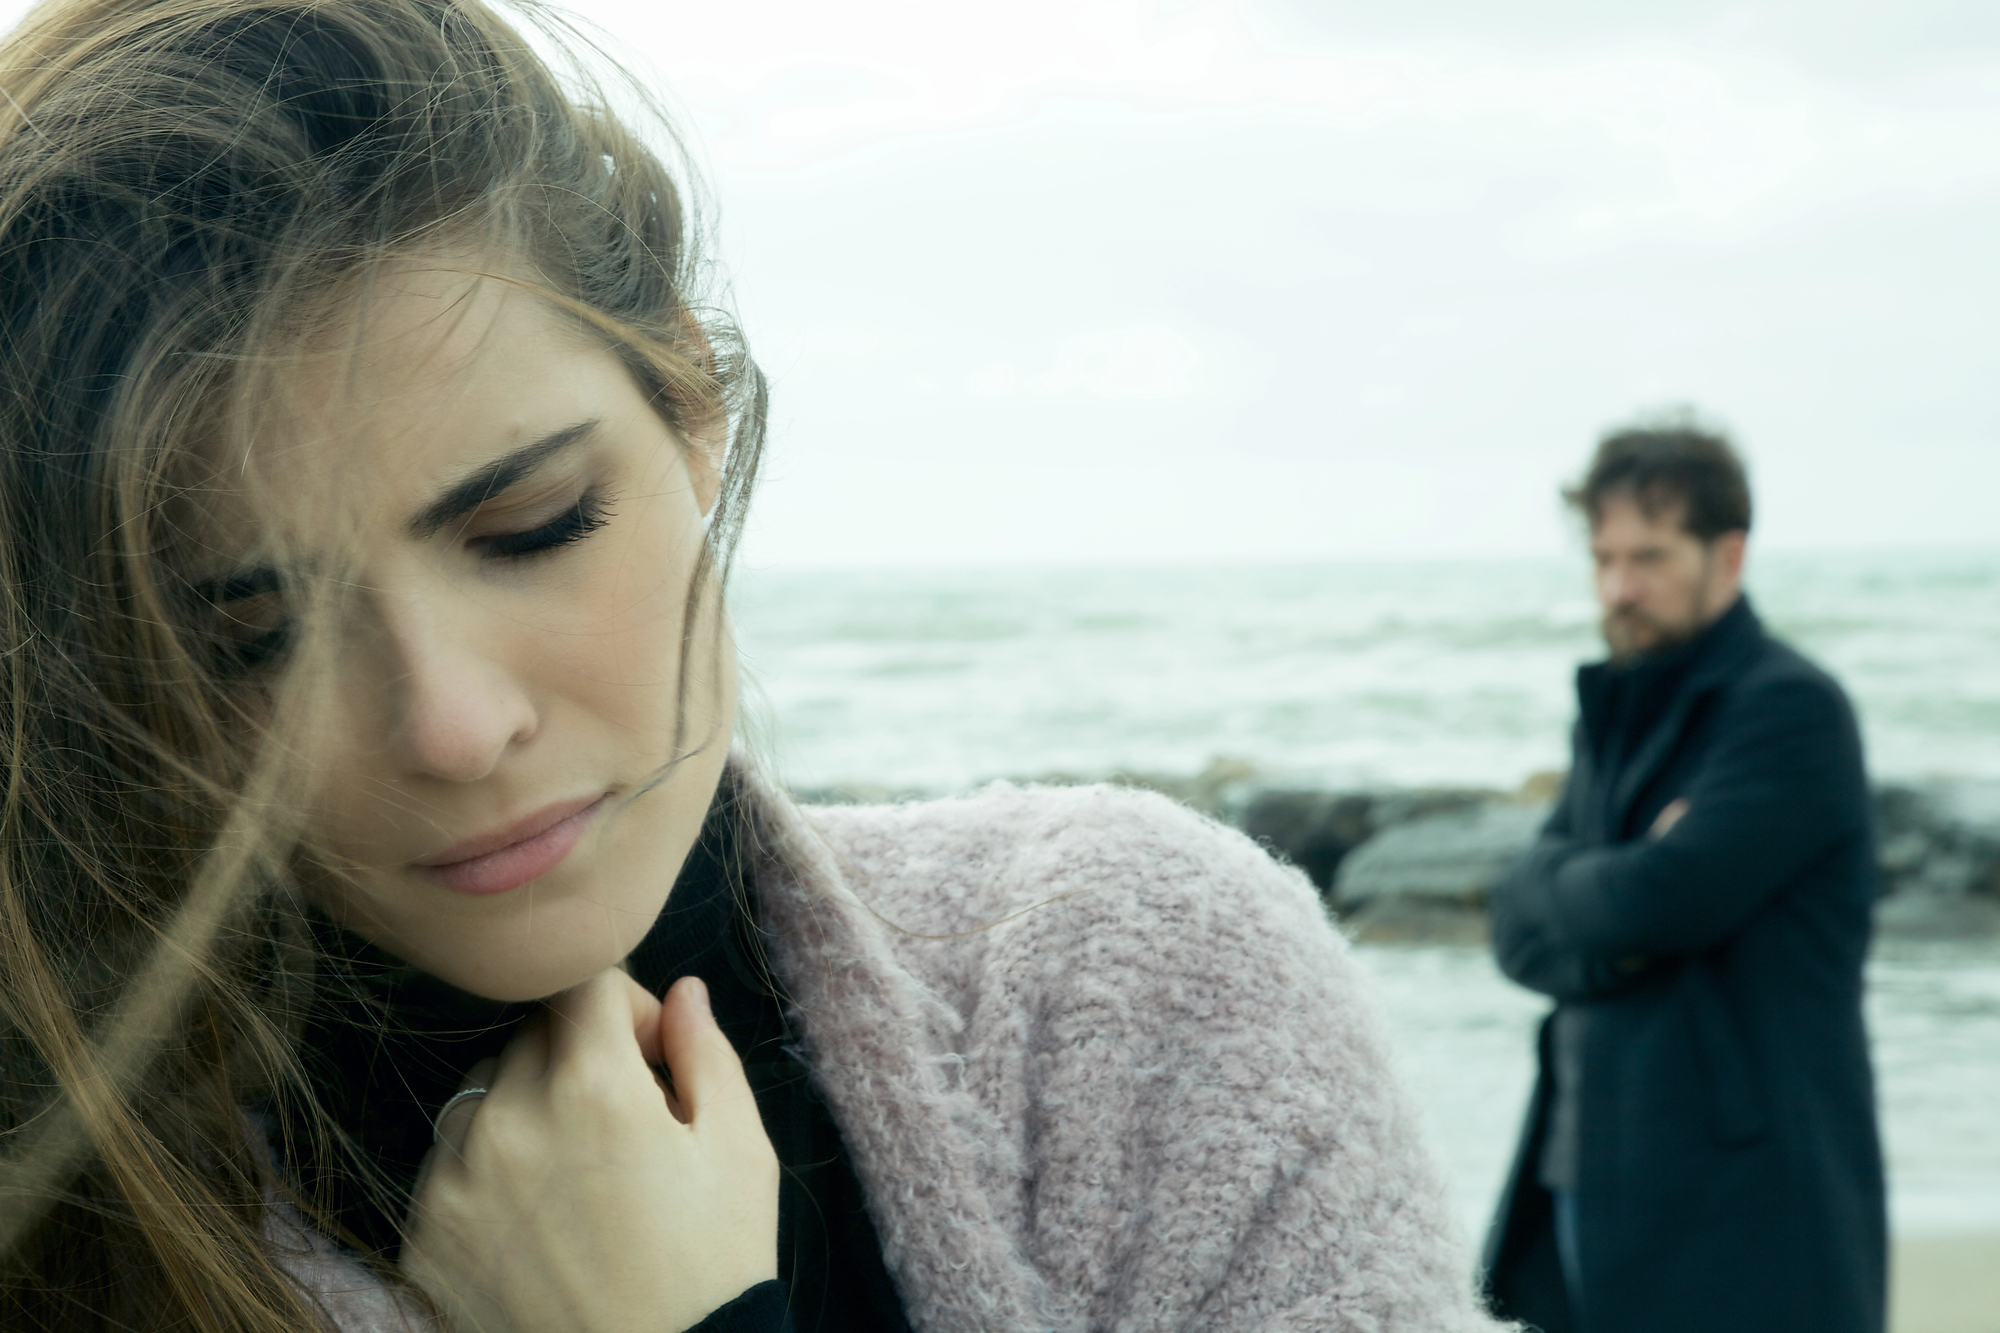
[553,1061,617,1112]
[472,1107,538,1171]
[556,1068,656,1139]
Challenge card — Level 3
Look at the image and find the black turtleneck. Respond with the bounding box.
[279,776,912,1333]
[1540,595,1751,1193]
[1576,598,1740,842]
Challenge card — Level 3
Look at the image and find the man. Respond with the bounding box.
[1480,420,1886,1333]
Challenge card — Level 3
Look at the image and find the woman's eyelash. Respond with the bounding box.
[195,491,615,678]
[476,489,616,559]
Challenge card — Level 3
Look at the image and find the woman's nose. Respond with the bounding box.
[382,613,539,784]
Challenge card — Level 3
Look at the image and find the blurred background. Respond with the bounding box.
[4,0,1983,1321]
[649,0,2000,568]
[595,1,1999,1326]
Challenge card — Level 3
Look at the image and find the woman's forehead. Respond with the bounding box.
[200,265,618,560]
[290,263,537,424]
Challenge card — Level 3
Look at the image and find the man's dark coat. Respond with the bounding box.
[1481,596,1886,1333]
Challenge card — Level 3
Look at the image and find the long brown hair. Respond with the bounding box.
[0,1,763,1326]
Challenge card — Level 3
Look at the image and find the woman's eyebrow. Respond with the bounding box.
[410,418,601,539]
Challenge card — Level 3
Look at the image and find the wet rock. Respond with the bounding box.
[1237,787,1493,891]
[1873,782,2000,937]
[1332,802,1551,914]
[799,767,2000,942]
[1873,890,2000,938]
[1238,790,1380,891]
[1340,896,1493,947]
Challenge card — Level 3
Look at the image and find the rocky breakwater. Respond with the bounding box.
[1873,781,2000,937]
[792,761,2000,945]
[1236,776,2000,945]
[1236,784,1550,945]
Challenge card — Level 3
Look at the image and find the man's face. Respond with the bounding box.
[1589,491,1745,661]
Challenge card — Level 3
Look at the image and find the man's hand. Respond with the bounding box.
[403,971,780,1333]
[1651,798,1690,837]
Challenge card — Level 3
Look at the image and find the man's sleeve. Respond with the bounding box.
[1489,765,1645,1000]
[1489,674,1864,996]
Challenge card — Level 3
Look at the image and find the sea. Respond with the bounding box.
[732,548,2000,1236]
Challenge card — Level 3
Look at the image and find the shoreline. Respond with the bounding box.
[1892,1232,2000,1333]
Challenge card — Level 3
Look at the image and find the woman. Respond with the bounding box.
[0,1,1494,1329]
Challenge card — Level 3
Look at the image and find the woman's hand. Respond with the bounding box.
[403,971,780,1333]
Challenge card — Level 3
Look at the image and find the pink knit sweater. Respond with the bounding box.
[274,775,1500,1332]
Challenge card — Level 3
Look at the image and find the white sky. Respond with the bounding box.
[591,0,2000,567]
[8,0,1997,566]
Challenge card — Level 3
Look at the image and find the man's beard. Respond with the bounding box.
[1602,606,1699,664]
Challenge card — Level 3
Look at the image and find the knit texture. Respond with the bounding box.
[741,773,1498,1333]
[274,770,1500,1332]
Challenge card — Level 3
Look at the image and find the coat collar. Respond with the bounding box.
[1576,594,1762,714]
[1579,595,1766,830]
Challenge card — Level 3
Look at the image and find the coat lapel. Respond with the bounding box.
[1606,683,1714,831]
[1603,598,1766,835]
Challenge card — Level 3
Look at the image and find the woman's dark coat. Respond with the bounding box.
[1482,597,1886,1333]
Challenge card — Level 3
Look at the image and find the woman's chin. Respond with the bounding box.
[425,942,629,1003]
[318,785,708,1002]
[375,898,668,1003]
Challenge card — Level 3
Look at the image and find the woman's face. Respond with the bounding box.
[207,263,735,1001]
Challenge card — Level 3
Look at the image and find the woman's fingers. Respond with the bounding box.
[410,1055,500,1206]
[402,967,780,1333]
[544,967,667,1068]
[433,1056,500,1157]
[657,976,759,1131]
[539,970,753,1134]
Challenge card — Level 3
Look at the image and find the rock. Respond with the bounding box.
[1238,787,1489,890]
[1332,801,1551,912]
[1367,789,1495,834]
[1873,890,2000,939]
[1341,896,1493,947]
[1238,790,1378,890]
[1871,782,2000,937]
[799,767,2000,942]
[1515,769,1568,804]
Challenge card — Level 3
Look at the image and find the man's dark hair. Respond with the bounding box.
[1565,413,1752,540]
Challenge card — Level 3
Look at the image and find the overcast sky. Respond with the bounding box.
[587,0,2000,568]
[11,0,1998,566]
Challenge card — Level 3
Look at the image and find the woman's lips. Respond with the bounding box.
[416,794,608,896]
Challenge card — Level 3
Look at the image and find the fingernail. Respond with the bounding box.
[686,975,710,1015]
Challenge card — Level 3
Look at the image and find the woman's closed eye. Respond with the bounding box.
[196,487,618,676]
[471,488,617,560]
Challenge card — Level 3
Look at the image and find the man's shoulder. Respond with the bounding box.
[1732,629,1853,711]
[1708,629,1865,758]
